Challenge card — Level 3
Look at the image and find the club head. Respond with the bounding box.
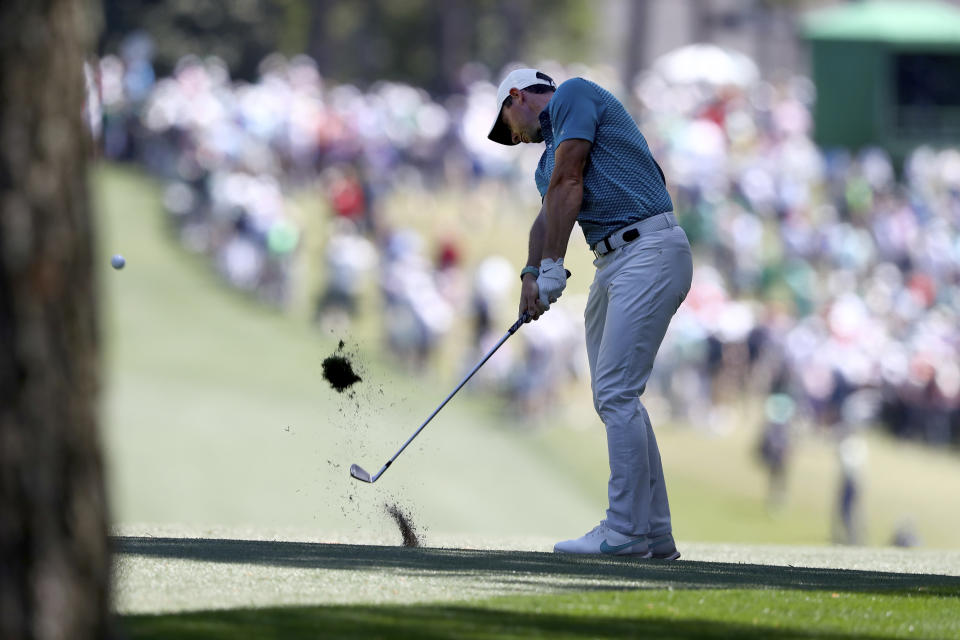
[350,464,373,483]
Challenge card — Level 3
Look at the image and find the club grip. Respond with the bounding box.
[511,269,572,333]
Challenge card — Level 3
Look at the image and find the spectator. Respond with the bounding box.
[91,49,960,447]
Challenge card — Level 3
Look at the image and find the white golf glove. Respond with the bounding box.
[536,258,567,309]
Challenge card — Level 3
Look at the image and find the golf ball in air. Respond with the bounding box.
[111,254,125,270]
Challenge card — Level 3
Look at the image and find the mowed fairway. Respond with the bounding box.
[95,165,960,637]
[116,538,960,638]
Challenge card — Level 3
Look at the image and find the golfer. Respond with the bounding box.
[488,69,692,558]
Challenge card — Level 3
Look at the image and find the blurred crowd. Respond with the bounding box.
[635,70,960,455]
[88,38,960,455]
[87,41,583,418]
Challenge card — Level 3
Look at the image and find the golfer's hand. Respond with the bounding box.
[536,258,567,309]
[519,273,545,321]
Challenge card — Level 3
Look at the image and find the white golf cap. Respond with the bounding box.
[487,68,556,146]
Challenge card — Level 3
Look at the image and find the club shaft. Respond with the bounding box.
[372,317,525,480]
[358,270,571,482]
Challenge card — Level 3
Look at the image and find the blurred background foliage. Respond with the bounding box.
[100,0,596,90]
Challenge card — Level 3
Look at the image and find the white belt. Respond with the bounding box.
[591,212,678,258]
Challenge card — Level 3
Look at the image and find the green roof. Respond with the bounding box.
[802,0,960,44]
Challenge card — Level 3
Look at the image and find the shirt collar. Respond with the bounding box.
[538,109,553,145]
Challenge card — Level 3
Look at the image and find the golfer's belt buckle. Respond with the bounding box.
[592,226,641,258]
[591,237,611,258]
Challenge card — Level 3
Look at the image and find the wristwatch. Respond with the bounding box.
[520,266,540,281]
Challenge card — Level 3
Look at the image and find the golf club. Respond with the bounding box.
[350,270,570,483]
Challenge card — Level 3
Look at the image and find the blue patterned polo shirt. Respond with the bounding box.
[535,78,673,247]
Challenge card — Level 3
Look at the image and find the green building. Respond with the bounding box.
[801,0,960,161]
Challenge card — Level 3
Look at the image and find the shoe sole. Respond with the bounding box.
[651,550,681,560]
[553,548,653,558]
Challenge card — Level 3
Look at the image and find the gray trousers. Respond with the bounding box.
[584,215,693,538]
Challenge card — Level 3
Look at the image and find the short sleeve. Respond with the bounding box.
[549,78,601,146]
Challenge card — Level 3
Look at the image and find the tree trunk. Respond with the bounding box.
[501,0,529,68]
[691,0,711,44]
[623,0,652,100]
[0,1,111,639]
[307,0,332,74]
[438,0,471,94]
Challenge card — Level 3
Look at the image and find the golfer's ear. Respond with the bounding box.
[509,87,521,101]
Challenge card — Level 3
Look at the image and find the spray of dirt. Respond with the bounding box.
[385,503,420,548]
[321,338,423,545]
[322,340,362,393]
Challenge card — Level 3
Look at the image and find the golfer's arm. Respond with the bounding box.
[526,206,546,269]
[542,138,591,260]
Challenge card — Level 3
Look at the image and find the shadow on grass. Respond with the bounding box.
[120,602,905,640]
[114,537,960,598]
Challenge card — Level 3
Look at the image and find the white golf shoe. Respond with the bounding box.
[553,523,651,557]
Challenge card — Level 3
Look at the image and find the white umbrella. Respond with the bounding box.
[652,43,760,87]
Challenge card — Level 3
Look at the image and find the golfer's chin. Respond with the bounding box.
[519,130,544,144]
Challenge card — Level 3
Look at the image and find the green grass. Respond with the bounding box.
[532,413,960,548]
[111,534,960,613]
[122,591,959,640]
[96,163,605,539]
[115,539,960,639]
[97,163,960,637]
[95,163,960,548]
